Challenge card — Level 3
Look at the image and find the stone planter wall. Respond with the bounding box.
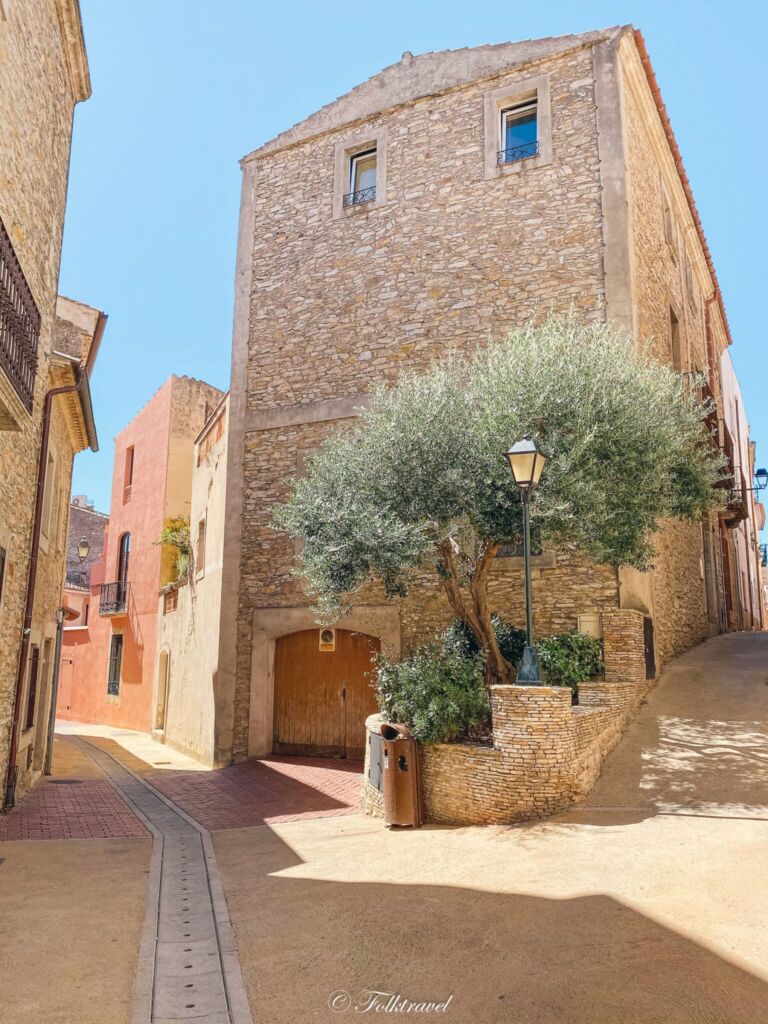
[363,609,653,825]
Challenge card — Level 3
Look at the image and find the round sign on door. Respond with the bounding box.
[273,628,380,758]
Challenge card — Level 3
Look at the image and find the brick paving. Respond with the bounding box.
[0,777,148,841]
[148,755,364,831]
[1,735,363,840]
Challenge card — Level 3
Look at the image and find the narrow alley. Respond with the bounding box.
[2,632,767,1024]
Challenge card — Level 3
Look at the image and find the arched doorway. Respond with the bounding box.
[273,628,380,758]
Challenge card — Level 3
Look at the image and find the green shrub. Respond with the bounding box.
[374,644,490,744]
[375,619,602,743]
[537,632,604,692]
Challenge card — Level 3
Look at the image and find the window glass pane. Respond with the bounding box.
[504,108,537,151]
[25,645,40,730]
[107,634,123,696]
[353,152,376,193]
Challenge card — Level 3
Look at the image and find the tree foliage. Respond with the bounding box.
[275,315,723,683]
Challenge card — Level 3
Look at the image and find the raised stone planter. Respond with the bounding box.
[363,609,653,826]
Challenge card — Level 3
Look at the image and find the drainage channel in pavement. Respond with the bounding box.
[65,735,252,1024]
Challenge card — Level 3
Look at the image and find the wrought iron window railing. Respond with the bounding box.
[100,581,130,615]
[342,185,376,208]
[497,140,539,165]
[0,215,40,413]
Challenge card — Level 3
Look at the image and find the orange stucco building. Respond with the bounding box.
[58,376,222,731]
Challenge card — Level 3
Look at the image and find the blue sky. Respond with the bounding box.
[62,0,768,526]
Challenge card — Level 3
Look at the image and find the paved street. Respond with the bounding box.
[2,632,767,1024]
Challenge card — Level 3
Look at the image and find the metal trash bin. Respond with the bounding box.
[380,722,423,828]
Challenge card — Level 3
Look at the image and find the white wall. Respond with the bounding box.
[155,399,228,765]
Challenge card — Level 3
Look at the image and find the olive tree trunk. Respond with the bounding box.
[437,539,513,686]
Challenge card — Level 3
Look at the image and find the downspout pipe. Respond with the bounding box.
[3,362,97,810]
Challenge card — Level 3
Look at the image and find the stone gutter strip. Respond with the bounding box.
[64,735,253,1024]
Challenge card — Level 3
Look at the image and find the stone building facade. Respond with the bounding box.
[216,28,764,766]
[0,2,99,802]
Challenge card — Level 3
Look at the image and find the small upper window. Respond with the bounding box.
[670,306,683,371]
[196,517,207,578]
[344,149,377,208]
[41,453,56,540]
[499,100,538,165]
[662,190,677,262]
[123,445,134,502]
[685,254,698,312]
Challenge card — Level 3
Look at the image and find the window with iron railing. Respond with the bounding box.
[498,100,539,165]
[343,148,377,208]
[0,215,40,413]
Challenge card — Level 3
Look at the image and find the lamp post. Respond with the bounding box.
[77,538,90,562]
[505,436,546,684]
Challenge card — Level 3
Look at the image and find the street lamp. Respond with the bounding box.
[505,436,546,684]
[77,538,90,562]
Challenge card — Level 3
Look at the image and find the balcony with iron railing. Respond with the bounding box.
[497,140,539,165]
[342,185,376,208]
[719,423,749,526]
[0,216,40,415]
[99,581,131,616]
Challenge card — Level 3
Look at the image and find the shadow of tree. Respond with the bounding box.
[559,633,768,826]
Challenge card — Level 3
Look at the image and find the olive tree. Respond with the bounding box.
[274,315,723,685]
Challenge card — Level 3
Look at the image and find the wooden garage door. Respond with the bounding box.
[273,628,380,758]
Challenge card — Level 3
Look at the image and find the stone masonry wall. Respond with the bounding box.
[0,0,84,788]
[245,46,607,410]
[620,51,710,667]
[232,43,612,758]
[364,609,652,825]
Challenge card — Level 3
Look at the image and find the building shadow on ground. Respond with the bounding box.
[64,735,364,830]
[214,823,768,1024]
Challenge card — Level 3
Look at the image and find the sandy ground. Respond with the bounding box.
[214,633,768,1024]
[0,740,150,1024]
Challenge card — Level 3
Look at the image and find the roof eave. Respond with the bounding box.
[632,29,732,346]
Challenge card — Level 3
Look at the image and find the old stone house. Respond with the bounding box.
[210,26,764,769]
[57,376,223,735]
[0,1,103,804]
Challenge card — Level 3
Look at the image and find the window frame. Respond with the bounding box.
[0,544,7,614]
[484,74,552,178]
[347,148,378,205]
[196,514,207,580]
[107,633,123,697]
[499,99,539,165]
[669,304,684,371]
[685,251,698,313]
[333,128,388,218]
[39,451,56,550]
[24,643,40,732]
[661,185,678,263]
[123,445,134,502]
